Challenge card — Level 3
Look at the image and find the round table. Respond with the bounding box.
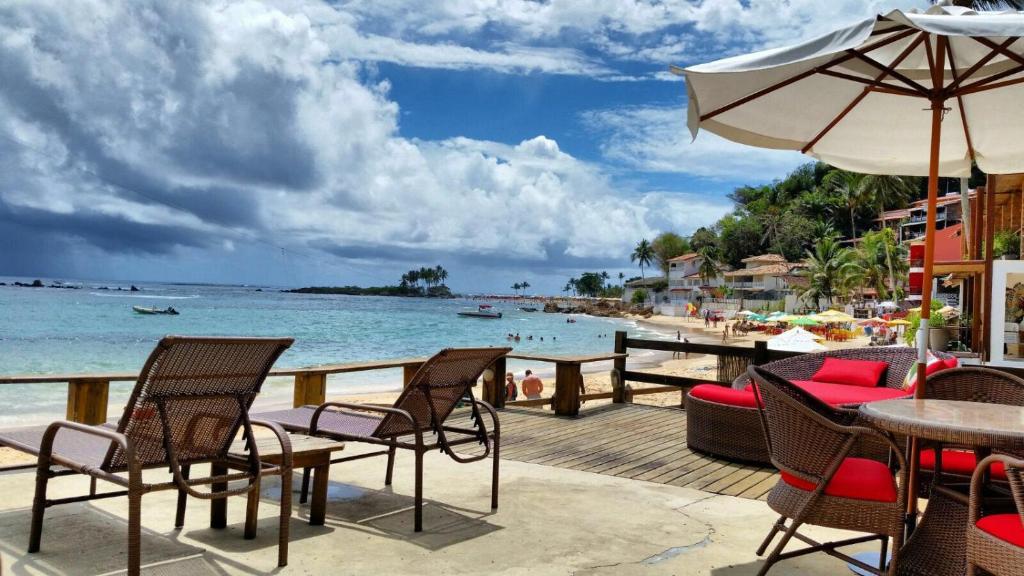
[858,399,1024,576]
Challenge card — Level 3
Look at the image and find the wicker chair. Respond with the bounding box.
[748,365,906,576]
[967,454,1024,576]
[255,346,509,532]
[918,368,1024,495]
[0,336,294,576]
[686,347,926,464]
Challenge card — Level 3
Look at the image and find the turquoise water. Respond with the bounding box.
[0,278,671,425]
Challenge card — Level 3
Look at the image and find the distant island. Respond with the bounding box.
[284,265,454,298]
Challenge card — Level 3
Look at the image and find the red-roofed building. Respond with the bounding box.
[907,224,963,303]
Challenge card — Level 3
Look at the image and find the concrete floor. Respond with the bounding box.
[0,444,877,575]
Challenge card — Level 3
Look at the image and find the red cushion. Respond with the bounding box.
[920,449,1007,480]
[811,357,889,388]
[977,514,1024,548]
[689,384,760,408]
[943,357,959,370]
[790,380,909,406]
[781,457,898,502]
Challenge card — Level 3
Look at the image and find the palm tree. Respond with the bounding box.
[569,277,578,297]
[631,239,655,282]
[860,174,918,291]
[958,1,1024,9]
[408,269,420,289]
[618,272,625,288]
[697,246,720,287]
[601,271,610,290]
[435,265,447,286]
[800,236,854,307]
[521,281,530,296]
[822,169,869,240]
[511,282,521,296]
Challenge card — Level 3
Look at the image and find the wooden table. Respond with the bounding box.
[222,434,345,538]
[859,399,1024,576]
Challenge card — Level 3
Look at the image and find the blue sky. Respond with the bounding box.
[0,0,927,293]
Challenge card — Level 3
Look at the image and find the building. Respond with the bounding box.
[666,252,724,305]
[722,254,803,297]
[879,190,975,244]
[622,276,667,304]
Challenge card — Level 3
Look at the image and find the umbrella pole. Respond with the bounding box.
[905,90,947,532]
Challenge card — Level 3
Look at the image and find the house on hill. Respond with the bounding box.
[722,254,803,299]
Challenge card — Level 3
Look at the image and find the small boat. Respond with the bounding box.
[519,306,538,312]
[457,304,502,319]
[133,305,179,315]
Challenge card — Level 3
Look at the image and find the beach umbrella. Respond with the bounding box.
[789,316,820,327]
[858,317,888,326]
[886,319,912,327]
[748,313,768,322]
[736,310,756,316]
[768,327,828,353]
[678,4,1024,528]
[811,311,855,324]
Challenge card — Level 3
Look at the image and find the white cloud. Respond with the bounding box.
[581,104,807,180]
[0,0,695,283]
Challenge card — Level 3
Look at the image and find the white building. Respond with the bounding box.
[722,254,803,296]
[667,252,725,306]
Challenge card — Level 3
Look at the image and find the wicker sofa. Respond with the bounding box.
[685,347,953,465]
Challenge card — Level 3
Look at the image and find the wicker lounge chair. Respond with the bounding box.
[917,368,1024,495]
[748,365,906,576]
[0,336,294,576]
[967,454,1024,576]
[255,346,510,532]
[686,347,940,464]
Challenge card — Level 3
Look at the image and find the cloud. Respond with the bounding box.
[0,0,711,287]
[580,104,807,180]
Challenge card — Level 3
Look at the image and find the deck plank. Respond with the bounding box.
[488,403,778,500]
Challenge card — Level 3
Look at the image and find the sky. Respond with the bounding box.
[0,0,931,293]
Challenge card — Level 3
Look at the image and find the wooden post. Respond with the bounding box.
[983,177,997,360]
[553,362,582,417]
[293,372,327,408]
[752,340,769,366]
[67,378,109,424]
[613,331,628,403]
[488,356,506,409]
[403,362,425,387]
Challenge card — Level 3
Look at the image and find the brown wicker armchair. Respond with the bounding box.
[256,346,509,532]
[917,368,1024,495]
[686,347,928,464]
[748,365,906,576]
[967,454,1024,576]
[0,336,294,576]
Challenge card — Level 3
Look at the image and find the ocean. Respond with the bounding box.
[0,278,672,426]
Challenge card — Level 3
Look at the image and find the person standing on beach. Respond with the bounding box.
[521,370,544,400]
[505,372,518,401]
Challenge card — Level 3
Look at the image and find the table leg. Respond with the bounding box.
[210,463,228,529]
[310,460,330,526]
[244,478,260,539]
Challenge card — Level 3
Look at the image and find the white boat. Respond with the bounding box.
[457,304,502,319]
[133,305,179,315]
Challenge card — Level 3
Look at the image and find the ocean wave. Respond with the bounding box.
[89,292,199,300]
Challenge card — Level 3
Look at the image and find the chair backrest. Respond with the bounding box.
[372,347,511,438]
[926,367,1024,405]
[733,347,948,391]
[748,365,857,483]
[104,336,293,470]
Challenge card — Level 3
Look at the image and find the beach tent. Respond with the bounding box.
[811,311,855,323]
[767,327,828,353]
[678,4,1024,521]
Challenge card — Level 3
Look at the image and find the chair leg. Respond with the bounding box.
[491,433,500,510]
[127,490,142,576]
[757,517,804,576]
[28,466,51,553]
[300,468,311,504]
[385,442,397,486]
[878,536,889,573]
[414,448,424,532]
[756,515,786,556]
[278,470,291,567]
[175,464,190,528]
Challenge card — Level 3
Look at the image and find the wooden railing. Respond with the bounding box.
[611,331,803,404]
[479,352,627,417]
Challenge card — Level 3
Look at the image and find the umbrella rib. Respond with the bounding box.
[846,49,931,96]
[972,36,1024,69]
[955,63,1024,96]
[945,40,977,164]
[698,28,918,122]
[816,70,922,96]
[945,37,1016,93]
[801,33,927,154]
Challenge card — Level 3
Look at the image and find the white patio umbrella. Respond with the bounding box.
[677,3,1024,531]
[767,327,828,353]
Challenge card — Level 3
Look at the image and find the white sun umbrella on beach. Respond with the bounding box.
[767,327,828,353]
[677,2,1024,535]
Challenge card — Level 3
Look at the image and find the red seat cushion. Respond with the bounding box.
[977,514,1024,548]
[788,380,909,406]
[920,449,1007,480]
[689,384,761,408]
[781,457,898,502]
[811,357,889,388]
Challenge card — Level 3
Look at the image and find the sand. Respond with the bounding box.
[0,313,872,466]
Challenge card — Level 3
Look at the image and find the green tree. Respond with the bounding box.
[511,282,521,296]
[631,239,655,282]
[800,236,854,307]
[575,272,605,297]
[651,232,690,276]
[521,281,530,295]
[689,227,718,252]
[697,246,720,286]
[822,169,870,239]
[631,289,649,305]
[718,215,763,267]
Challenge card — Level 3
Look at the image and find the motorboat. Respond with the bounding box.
[457,304,502,319]
[133,306,179,315]
[518,306,538,312]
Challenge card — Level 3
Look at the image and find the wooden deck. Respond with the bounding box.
[494,403,779,500]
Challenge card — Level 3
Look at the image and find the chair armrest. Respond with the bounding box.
[249,419,293,470]
[471,399,500,437]
[970,454,1024,524]
[38,421,139,481]
[309,402,418,437]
